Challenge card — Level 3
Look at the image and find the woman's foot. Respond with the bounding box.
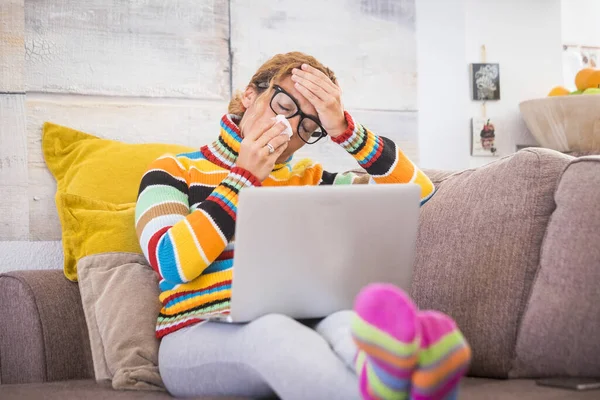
[411,311,471,400]
[352,284,420,399]
[351,284,471,400]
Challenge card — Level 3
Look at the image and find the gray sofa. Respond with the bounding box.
[1,148,599,399]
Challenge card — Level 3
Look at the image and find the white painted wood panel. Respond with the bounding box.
[0,0,25,92]
[25,0,230,100]
[0,95,28,240]
[0,186,29,240]
[27,97,228,240]
[0,95,27,184]
[0,241,63,272]
[230,0,417,111]
[293,110,418,173]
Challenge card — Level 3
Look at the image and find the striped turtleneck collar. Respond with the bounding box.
[201,114,290,171]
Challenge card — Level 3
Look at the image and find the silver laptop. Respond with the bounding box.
[227,183,421,322]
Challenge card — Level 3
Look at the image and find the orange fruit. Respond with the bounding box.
[587,70,600,89]
[548,86,570,96]
[575,68,596,91]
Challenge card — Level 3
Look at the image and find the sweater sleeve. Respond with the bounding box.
[135,155,260,284]
[320,111,436,205]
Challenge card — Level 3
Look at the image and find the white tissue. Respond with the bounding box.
[273,114,293,138]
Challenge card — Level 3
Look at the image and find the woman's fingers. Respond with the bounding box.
[292,64,343,111]
[292,68,335,93]
[241,97,270,141]
[270,133,290,150]
[255,121,288,147]
[244,117,276,144]
[291,74,329,102]
[261,134,289,158]
[294,81,325,108]
[295,64,338,93]
[272,139,289,158]
[241,113,263,141]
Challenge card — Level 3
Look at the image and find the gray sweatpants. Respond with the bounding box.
[159,311,360,400]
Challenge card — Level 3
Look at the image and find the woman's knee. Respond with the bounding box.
[161,359,273,398]
[315,311,357,370]
[253,313,296,326]
[248,314,328,351]
[158,327,273,398]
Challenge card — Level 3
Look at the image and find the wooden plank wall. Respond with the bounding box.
[230,0,417,111]
[24,0,230,99]
[0,0,28,240]
[0,0,417,242]
[0,0,24,91]
[25,0,231,240]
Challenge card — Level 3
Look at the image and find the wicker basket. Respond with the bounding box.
[519,95,600,152]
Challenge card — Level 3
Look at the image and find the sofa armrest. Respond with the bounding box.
[0,270,94,384]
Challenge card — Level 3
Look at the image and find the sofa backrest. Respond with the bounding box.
[511,155,600,378]
[415,148,572,378]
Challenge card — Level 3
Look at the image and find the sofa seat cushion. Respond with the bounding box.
[1,378,597,399]
[461,378,600,399]
[0,380,250,400]
[411,148,572,378]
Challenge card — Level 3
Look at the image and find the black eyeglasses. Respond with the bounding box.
[269,85,327,144]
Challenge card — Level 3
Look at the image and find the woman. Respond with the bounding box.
[135,52,471,400]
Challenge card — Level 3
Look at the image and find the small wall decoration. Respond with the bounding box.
[472,117,498,156]
[563,44,600,88]
[471,63,501,100]
[563,44,599,69]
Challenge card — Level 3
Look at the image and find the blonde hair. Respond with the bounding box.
[228,52,337,116]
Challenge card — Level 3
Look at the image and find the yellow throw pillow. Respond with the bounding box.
[57,192,142,281]
[42,122,194,280]
[43,122,194,204]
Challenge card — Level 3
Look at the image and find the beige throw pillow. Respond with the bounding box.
[77,252,165,391]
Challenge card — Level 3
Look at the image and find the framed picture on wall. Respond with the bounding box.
[471,63,501,100]
[563,44,600,88]
[471,117,498,156]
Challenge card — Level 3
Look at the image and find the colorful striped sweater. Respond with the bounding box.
[135,112,435,338]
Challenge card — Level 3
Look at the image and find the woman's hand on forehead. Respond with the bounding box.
[291,64,348,138]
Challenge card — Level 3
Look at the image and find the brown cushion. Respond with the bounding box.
[78,252,165,391]
[1,378,597,400]
[511,156,600,378]
[460,378,600,400]
[0,270,94,384]
[411,148,572,378]
[0,379,249,399]
[422,169,457,184]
